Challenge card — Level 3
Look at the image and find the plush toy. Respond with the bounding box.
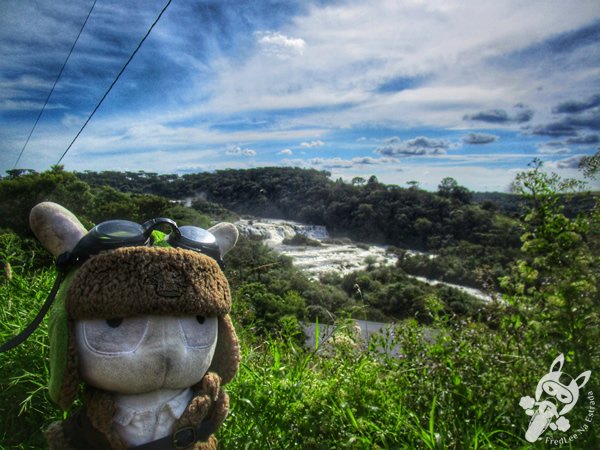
[28,201,239,449]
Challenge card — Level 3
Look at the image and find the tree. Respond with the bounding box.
[501,159,599,374]
[233,282,306,328]
[438,177,472,204]
[580,150,599,179]
[367,175,379,185]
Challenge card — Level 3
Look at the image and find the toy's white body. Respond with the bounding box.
[114,388,192,446]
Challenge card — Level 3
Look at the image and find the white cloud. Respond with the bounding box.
[283,156,398,170]
[226,145,256,156]
[200,0,600,132]
[300,140,325,148]
[462,132,499,145]
[537,141,571,154]
[257,31,306,59]
[278,148,293,155]
[375,136,449,156]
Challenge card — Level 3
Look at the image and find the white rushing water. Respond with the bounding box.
[236,218,399,277]
[235,217,496,303]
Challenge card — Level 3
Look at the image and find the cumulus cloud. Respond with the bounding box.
[566,134,600,145]
[278,148,293,155]
[463,104,534,124]
[530,122,578,137]
[300,140,325,148]
[257,31,306,59]
[552,94,600,114]
[531,109,600,137]
[351,156,398,165]
[537,141,570,154]
[563,109,600,129]
[462,133,499,144]
[226,145,256,156]
[375,136,449,157]
[283,156,397,170]
[554,154,585,169]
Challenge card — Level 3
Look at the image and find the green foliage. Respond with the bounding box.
[0,164,598,448]
[0,166,93,235]
[164,204,211,229]
[501,159,599,376]
[217,312,600,449]
[233,282,306,329]
[76,168,517,250]
[0,268,64,449]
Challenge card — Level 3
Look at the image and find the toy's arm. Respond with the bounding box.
[174,372,229,450]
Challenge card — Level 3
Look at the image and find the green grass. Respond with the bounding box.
[1,269,598,449]
[0,268,63,449]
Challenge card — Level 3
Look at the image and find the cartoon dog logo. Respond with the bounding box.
[519,354,591,443]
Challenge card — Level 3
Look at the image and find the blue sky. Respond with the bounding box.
[1,0,599,191]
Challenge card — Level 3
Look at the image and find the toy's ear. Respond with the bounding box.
[208,223,239,258]
[549,354,564,373]
[30,202,87,257]
[575,370,591,390]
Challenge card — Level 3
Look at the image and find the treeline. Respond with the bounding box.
[0,167,221,241]
[76,167,516,249]
[73,167,525,289]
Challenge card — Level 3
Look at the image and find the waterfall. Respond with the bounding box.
[235,218,396,278]
[235,217,497,303]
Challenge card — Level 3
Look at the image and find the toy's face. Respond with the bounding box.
[540,378,575,406]
[75,315,217,394]
[535,371,581,416]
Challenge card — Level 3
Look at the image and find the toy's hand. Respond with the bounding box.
[555,416,570,432]
[187,372,222,422]
[178,372,229,427]
[174,373,229,449]
[519,396,535,410]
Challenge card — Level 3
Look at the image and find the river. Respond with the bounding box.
[235,217,497,303]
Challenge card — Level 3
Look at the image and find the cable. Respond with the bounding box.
[13,0,98,169]
[56,0,173,166]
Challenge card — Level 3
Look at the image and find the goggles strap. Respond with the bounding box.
[0,270,66,353]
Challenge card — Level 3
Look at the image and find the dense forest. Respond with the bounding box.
[73,167,597,288]
[0,158,598,448]
[73,168,527,290]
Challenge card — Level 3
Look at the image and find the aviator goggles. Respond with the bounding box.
[57,217,223,270]
[0,218,223,353]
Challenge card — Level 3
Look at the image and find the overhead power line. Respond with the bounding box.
[13,0,98,169]
[56,0,173,166]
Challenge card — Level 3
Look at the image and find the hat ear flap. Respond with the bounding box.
[208,315,239,385]
[56,324,80,410]
[47,272,80,410]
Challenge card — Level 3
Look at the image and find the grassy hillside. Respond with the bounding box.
[1,266,598,449]
[1,164,598,448]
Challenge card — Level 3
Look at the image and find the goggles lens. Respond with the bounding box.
[166,226,221,262]
[96,220,145,238]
